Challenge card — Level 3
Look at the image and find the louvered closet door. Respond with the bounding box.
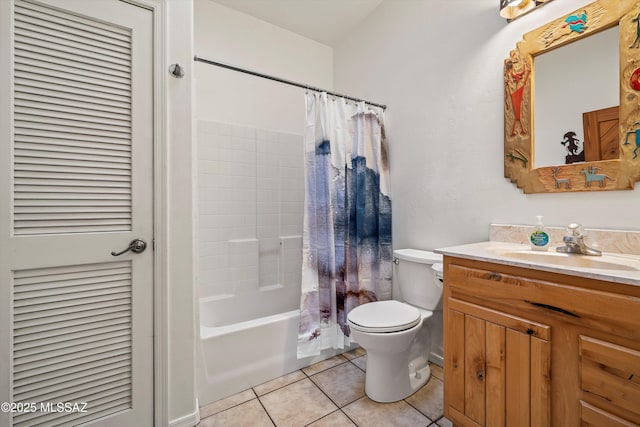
[0,0,154,426]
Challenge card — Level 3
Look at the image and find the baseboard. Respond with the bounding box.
[429,352,443,367]
[168,400,200,427]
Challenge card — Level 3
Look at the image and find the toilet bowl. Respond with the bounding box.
[347,249,443,403]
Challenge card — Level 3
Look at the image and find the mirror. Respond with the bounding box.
[534,26,619,168]
[504,0,640,193]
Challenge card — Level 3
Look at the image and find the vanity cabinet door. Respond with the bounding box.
[445,298,551,427]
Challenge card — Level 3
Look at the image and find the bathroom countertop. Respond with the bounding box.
[435,241,640,287]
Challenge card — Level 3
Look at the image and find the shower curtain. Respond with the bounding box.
[297,92,392,358]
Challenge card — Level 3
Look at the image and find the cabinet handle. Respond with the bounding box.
[527,301,579,317]
[477,370,484,380]
[526,328,535,335]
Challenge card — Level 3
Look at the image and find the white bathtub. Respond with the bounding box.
[197,304,355,406]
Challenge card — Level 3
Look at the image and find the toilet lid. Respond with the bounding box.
[347,300,421,333]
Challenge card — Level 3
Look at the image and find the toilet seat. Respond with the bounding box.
[348,300,421,333]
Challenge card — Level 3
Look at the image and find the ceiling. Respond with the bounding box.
[211,0,384,46]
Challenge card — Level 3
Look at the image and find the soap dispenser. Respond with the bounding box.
[530,216,550,251]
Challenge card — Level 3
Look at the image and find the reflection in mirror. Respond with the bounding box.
[534,26,619,168]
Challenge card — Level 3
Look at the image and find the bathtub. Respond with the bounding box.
[197,302,356,406]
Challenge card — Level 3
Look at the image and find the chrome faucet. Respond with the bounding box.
[556,224,602,256]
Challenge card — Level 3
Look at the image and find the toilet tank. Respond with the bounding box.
[393,249,443,310]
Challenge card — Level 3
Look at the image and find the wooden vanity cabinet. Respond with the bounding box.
[442,256,640,427]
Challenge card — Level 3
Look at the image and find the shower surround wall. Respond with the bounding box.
[197,120,303,322]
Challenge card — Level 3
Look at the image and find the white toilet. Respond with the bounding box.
[347,249,443,403]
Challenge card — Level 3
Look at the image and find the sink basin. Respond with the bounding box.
[500,250,640,271]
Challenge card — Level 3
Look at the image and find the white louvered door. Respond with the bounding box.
[0,0,154,426]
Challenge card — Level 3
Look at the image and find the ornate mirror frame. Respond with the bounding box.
[504,0,640,193]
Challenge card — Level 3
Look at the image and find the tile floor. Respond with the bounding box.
[198,348,453,427]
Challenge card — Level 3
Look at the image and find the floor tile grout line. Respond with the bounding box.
[434,415,450,426]
[198,389,258,420]
[256,374,344,426]
[301,408,357,427]
[304,371,343,416]
[301,354,350,377]
[339,408,360,427]
[253,370,306,397]
[253,372,342,426]
[348,357,366,373]
[248,354,357,402]
[254,394,278,427]
[305,354,371,411]
[402,394,436,423]
[255,375,311,399]
[306,373,365,410]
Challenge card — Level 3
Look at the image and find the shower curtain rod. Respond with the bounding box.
[193,55,387,110]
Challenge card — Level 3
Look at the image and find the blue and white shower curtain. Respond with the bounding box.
[297,92,392,358]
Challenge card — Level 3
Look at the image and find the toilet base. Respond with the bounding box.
[409,363,432,395]
[364,354,432,403]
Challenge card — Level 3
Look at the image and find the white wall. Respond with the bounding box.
[333,0,640,260]
[194,0,333,134]
[166,0,197,424]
